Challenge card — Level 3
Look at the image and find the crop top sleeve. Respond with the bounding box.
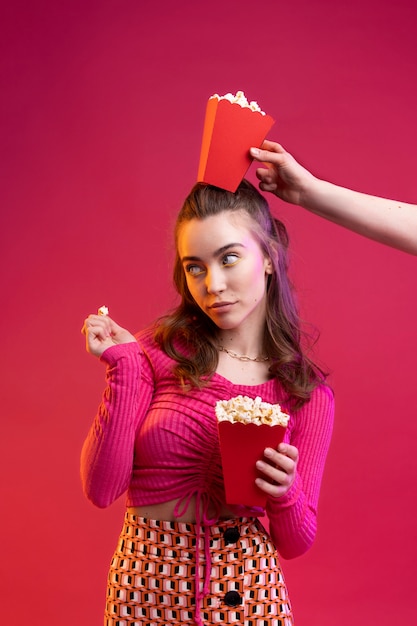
[80,340,154,508]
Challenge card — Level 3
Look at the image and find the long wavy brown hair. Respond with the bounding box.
[154,179,327,408]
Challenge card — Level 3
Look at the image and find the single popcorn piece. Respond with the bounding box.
[210,90,266,115]
[215,395,290,427]
[98,305,109,316]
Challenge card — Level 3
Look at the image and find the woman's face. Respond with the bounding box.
[177,210,273,332]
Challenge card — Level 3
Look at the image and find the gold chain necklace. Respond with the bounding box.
[218,345,269,362]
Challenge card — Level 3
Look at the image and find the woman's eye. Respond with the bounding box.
[222,253,239,266]
[185,264,204,276]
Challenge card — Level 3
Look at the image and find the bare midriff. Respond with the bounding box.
[127,496,238,523]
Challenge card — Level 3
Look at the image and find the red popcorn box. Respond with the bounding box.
[218,421,287,508]
[197,92,275,192]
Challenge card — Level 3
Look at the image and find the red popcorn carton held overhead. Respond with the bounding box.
[215,395,289,508]
[197,91,275,193]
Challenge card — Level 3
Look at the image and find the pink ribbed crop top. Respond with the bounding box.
[81,327,334,561]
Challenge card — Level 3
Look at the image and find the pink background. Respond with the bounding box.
[1,1,416,624]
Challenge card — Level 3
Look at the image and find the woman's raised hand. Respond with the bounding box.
[81,313,137,358]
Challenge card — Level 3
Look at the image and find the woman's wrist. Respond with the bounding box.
[100,340,139,365]
[266,473,302,509]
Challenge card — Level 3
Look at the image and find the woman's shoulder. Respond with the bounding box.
[134,324,179,371]
[135,325,165,359]
[298,381,335,421]
[135,324,158,347]
[312,380,334,402]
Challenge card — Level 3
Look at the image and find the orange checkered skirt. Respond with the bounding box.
[105,513,294,625]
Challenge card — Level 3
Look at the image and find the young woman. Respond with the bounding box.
[81,179,334,625]
[250,140,417,256]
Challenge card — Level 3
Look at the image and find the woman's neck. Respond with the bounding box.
[217,329,266,361]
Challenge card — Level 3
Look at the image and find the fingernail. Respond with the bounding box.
[250,147,260,157]
[264,448,274,458]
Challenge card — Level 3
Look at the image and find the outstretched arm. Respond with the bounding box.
[250,140,417,256]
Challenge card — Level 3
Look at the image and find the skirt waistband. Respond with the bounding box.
[123,512,260,536]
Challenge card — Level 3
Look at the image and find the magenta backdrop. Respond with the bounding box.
[1,1,417,624]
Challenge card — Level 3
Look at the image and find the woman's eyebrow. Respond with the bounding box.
[181,243,245,263]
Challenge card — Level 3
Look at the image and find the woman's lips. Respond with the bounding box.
[209,301,236,311]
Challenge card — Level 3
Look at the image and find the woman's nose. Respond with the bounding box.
[205,268,225,294]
